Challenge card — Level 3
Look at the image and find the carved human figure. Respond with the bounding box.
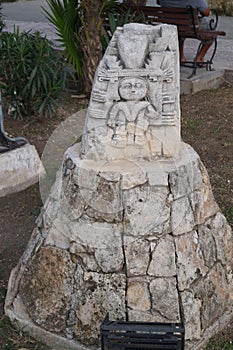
[108,77,159,148]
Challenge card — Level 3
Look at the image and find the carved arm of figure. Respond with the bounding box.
[108,104,128,147]
[144,104,160,120]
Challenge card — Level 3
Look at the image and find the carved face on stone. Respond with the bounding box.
[119,77,147,101]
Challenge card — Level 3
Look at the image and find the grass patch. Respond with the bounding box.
[204,337,233,349]
[0,315,46,350]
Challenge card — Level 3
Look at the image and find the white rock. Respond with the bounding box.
[127,280,151,311]
[123,186,170,236]
[180,291,201,340]
[175,231,208,290]
[171,196,195,236]
[150,277,180,321]
[0,144,44,197]
[148,236,176,277]
[124,236,150,276]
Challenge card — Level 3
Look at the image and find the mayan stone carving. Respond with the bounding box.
[81,23,180,160]
[5,23,233,350]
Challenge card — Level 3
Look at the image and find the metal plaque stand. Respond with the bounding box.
[100,314,185,350]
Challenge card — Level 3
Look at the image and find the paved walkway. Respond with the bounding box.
[2,0,233,75]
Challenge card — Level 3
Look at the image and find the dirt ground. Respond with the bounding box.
[0,83,233,349]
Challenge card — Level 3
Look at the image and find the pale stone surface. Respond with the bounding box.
[171,196,195,236]
[169,164,193,200]
[124,236,150,276]
[148,236,176,277]
[150,277,180,322]
[123,185,170,236]
[190,162,219,225]
[74,272,126,345]
[204,212,233,269]
[198,223,217,268]
[127,280,151,311]
[181,291,202,341]
[0,144,44,197]
[121,170,147,190]
[81,23,180,161]
[193,263,232,331]
[175,231,208,290]
[128,310,166,323]
[69,221,124,273]
[19,246,77,333]
[4,22,233,350]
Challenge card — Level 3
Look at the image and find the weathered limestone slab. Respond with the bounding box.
[124,236,150,276]
[175,231,208,290]
[0,144,44,197]
[127,280,151,311]
[19,246,77,333]
[123,185,170,236]
[74,272,126,345]
[81,23,181,161]
[4,22,233,350]
[150,277,180,322]
[148,236,176,277]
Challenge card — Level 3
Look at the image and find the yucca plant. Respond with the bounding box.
[43,0,83,75]
[0,29,69,118]
[44,0,146,95]
[44,0,120,95]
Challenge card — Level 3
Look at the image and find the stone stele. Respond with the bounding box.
[5,23,233,350]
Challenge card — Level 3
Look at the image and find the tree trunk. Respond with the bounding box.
[80,0,103,96]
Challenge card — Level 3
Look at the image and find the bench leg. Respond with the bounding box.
[194,38,217,71]
[208,38,218,70]
[180,38,218,78]
[186,42,210,78]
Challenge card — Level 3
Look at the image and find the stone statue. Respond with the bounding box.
[108,77,159,148]
[5,23,233,350]
[81,23,180,160]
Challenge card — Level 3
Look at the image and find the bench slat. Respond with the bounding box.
[104,3,226,74]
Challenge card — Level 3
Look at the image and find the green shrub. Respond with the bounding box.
[0,28,70,118]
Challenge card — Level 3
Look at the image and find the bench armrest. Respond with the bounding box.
[209,8,218,30]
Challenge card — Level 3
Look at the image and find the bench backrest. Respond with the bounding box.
[120,4,199,38]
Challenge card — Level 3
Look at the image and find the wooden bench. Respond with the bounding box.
[104,4,226,76]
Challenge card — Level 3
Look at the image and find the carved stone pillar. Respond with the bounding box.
[5,23,233,350]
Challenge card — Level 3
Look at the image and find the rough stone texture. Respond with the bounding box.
[0,144,44,197]
[148,236,176,277]
[127,280,151,311]
[74,272,126,345]
[123,185,171,236]
[5,23,233,350]
[81,23,181,161]
[171,196,195,236]
[150,277,180,322]
[193,263,232,331]
[180,291,202,341]
[124,236,150,276]
[19,246,77,333]
[175,231,208,290]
